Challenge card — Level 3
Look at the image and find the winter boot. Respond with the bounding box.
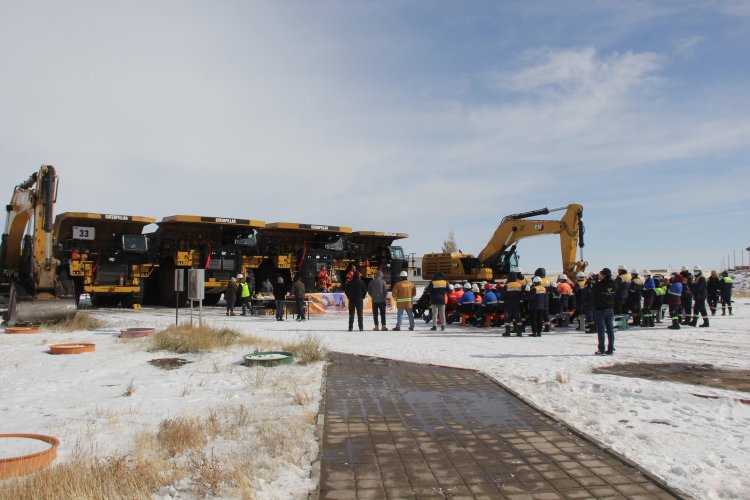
[543,322,551,333]
[699,317,709,328]
[649,315,655,327]
[689,316,698,327]
[516,323,525,337]
[630,314,640,327]
[710,307,716,316]
[668,318,681,330]
[721,307,726,316]
[729,306,733,315]
[586,322,596,333]
[503,324,511,337]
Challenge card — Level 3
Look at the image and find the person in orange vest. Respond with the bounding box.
[316,266,331,292]
[556,275,574,327]
[445,284,459,314]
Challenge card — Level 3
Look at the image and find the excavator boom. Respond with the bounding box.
[1,165,77,326]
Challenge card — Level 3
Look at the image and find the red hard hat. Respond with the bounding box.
[484,283,492,290]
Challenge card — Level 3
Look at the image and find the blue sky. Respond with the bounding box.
[2,0,749,273]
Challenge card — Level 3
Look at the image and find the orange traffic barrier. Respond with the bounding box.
[48,343,96,355]
[0,434,59,479]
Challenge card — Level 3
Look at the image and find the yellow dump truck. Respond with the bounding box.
[146,215,266,306]
[54,212,157,308]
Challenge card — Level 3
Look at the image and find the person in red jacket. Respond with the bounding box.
[446,284,459,314]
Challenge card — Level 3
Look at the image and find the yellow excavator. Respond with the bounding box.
[0,165,77,326]
[421,204,587,281]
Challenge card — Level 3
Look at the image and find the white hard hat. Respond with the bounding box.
[399,270,408,277]
[471,284,480,293]
[463,282,471,290]
[533,276,542,284]
[630,268,638,274]
[447,284,454,290]
[681,265,688,272]
[558,274,567,281]
[576,271,585,279]
[618,265,626,271]
[237,273,243,279]
[643,270,652,276]
[693,265,702,272]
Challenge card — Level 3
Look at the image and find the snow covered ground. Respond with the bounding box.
[2,292,749,499]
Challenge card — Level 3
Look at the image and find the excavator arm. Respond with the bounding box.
[475,204,587,277]
[1,165,76,326]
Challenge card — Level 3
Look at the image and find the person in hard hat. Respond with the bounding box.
[667,273,684,329]
[225,276,238,316]
[445,284,459,316]
[457,282,475,317]
[641,271,656,327]
[691,266,708,327]
[653,274,667,324]
[707,270,720,315]
[719,270,733,315]
[504,273,524,336]
[679,267,694,326]
[573,271,587,330]
[238,274,251,316]
[556,275,573,327]
[628,269,643,326]
[593,268,617,354]
[527,276,547,337]
[614,265,631,315]
[454,283,465,301]
[533,268,553,332]
[495,282,506,328]
[391,270,416,331]
[425,272,449,331]
[479,283,498,327]
[367,270,388,330]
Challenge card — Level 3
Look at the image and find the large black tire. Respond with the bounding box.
[91,294,121,308]
[160,262,187,308]
[121,284,144,309]
[202,293,221,306]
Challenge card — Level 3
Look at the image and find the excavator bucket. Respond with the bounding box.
[4,283,77,327]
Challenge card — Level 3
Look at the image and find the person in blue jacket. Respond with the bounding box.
[457,282,475,316]
[667,273,684,330]
[479,283,498,327]
[641,271,656,327]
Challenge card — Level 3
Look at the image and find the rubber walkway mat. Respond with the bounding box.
[319,353,680,499]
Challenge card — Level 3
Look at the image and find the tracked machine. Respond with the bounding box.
[0,165,77,326]
[54,212,157,308]
[422,204,587,281]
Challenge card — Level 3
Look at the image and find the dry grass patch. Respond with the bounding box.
[157,416,207,457]
[149,324,276,353]
[42,311,105,332]
[555,371,571,384]
[282,335,328,364]
[0,454,166,500]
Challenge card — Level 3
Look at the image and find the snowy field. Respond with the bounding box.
[1,293,749,499]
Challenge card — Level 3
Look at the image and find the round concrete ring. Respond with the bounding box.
[5,326,40,334]
[243,351,295,367]
[0,434,59,479]
[49,343,96,355]
[119,327,156,338]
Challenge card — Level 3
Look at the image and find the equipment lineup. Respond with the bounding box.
[1,166,586,326]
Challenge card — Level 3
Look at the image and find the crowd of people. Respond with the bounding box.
[219,264,735,357]
[418,265,735,355]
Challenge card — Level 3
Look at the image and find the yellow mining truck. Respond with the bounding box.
[1,165,77,326]
[343,231,409,288]
[146,215,266,307]
[256,222,353,292]
[422,204,587,281]
[54,212,157,308]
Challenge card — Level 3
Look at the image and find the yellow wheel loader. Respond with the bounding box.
[422,204,587,282]
[0,166,77,326]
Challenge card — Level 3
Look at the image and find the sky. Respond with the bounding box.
[2,0,749,273]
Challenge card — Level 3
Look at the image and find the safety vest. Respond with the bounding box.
[240,282,250,298]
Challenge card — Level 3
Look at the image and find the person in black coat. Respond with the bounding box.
[707,270,720,315]
[691,266,708,327]
[593,268,617,355]
[272,276,288,321]
[344,271,367,331]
